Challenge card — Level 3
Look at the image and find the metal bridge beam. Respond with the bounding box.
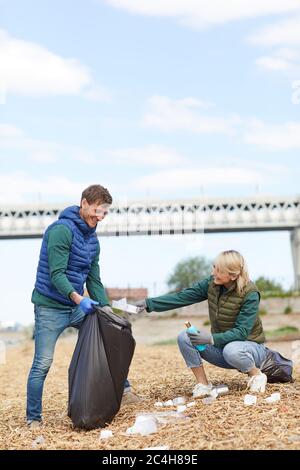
[1,196,300,288]
[291,227,300,291]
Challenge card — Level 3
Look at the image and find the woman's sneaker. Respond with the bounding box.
[192,382,213,398]
[247,372,267,393]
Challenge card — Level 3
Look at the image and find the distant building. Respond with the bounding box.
[106,288,148,303]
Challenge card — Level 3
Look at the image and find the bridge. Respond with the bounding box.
[1,195,300,288]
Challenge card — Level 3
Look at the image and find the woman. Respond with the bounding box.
[136,250,268,397]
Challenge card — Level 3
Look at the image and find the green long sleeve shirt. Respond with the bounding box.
[32,224,110,309]
[146,276,260,348]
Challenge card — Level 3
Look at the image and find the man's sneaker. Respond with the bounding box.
[247,372,267,393]
[192,382,213,398]
[121,390,142,406]
[27,420,41,430]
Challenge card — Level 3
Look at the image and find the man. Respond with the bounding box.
[27,184,139,429]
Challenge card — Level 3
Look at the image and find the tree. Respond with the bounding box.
[254,276,285,295]
[167,256,211,291]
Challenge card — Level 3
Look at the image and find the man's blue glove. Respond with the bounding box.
[79,297,99,315]
[187,329,213,346]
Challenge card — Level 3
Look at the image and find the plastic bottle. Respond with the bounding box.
[185,322,206,351]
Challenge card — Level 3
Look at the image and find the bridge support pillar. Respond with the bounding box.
[290,227,300,291]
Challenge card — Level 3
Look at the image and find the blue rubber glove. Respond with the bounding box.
[80,297,99,315]
[135,299,147,314]
[187,329,213,346]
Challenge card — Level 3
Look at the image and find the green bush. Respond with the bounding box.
[169,311,178,319]
[167,256,212,291]
[284,306,292,315]
[266,326,299,338]
[153,338,177,346]
[258,308,268,316]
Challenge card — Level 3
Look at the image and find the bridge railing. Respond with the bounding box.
[0,197,299,238]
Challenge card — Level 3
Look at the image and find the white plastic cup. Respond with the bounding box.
[173,396,186,405]
[100,430,113,439]
[163,400,174,407]
[215,385,229,396]
[209,388,218,399]
[134,415,157,436]
[244,394,257,406]
[176,405,187,413]
[265,392,281,404]
[187,401,196,407]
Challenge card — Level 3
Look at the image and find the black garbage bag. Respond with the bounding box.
[68,306,135,430]
[260,347,294,383]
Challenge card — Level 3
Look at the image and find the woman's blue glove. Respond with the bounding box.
[79,297,99,314]
[187,329,213,346]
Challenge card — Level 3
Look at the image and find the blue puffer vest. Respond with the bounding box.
[34,206,99,306]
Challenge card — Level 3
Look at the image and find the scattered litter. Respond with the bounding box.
[288,435,300,443]
[244,394,257,406]
[176,405,187,413]
[150,411,188,425]
[126,414,158,436]
[144,446,170,450]
[214,385,229,396]
[209,388,219,399]
[173,396,186,405]
[154,401,164,407]
[202,396,217,405]
[112,298,138,314]
[291,341,300,364]
[187,401,196,408]
[0,340,6,365]
[163,400,174,407]
[32,435,45,448]
[265,392,281,404]
[100,430,113,439]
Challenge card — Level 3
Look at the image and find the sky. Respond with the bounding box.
[0,0,300,325]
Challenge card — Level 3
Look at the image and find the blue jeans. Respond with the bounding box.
[177,331,268,374]
[27,305,130,422]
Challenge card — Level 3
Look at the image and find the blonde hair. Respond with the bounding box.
[214,250,250,295]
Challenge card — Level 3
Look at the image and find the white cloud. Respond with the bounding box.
[0,172,90,204]
[108,144,188,167]
[255,49,300,72]
[141,95,300,152]
[276,48,300,61]
[0,122,98,163]
[133,166,264,192]
[83,85,112,102]
[103,1,300,28]
[0,124,24,137]
[292,80,300,104]
[30,151,58,164]
[0,29,110,100]
[244,119,300,150]
[222,157,288,178]
[256,56,291,71]
[142,95,240,135]
[249,15,300,46]
[249,15,300,75]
